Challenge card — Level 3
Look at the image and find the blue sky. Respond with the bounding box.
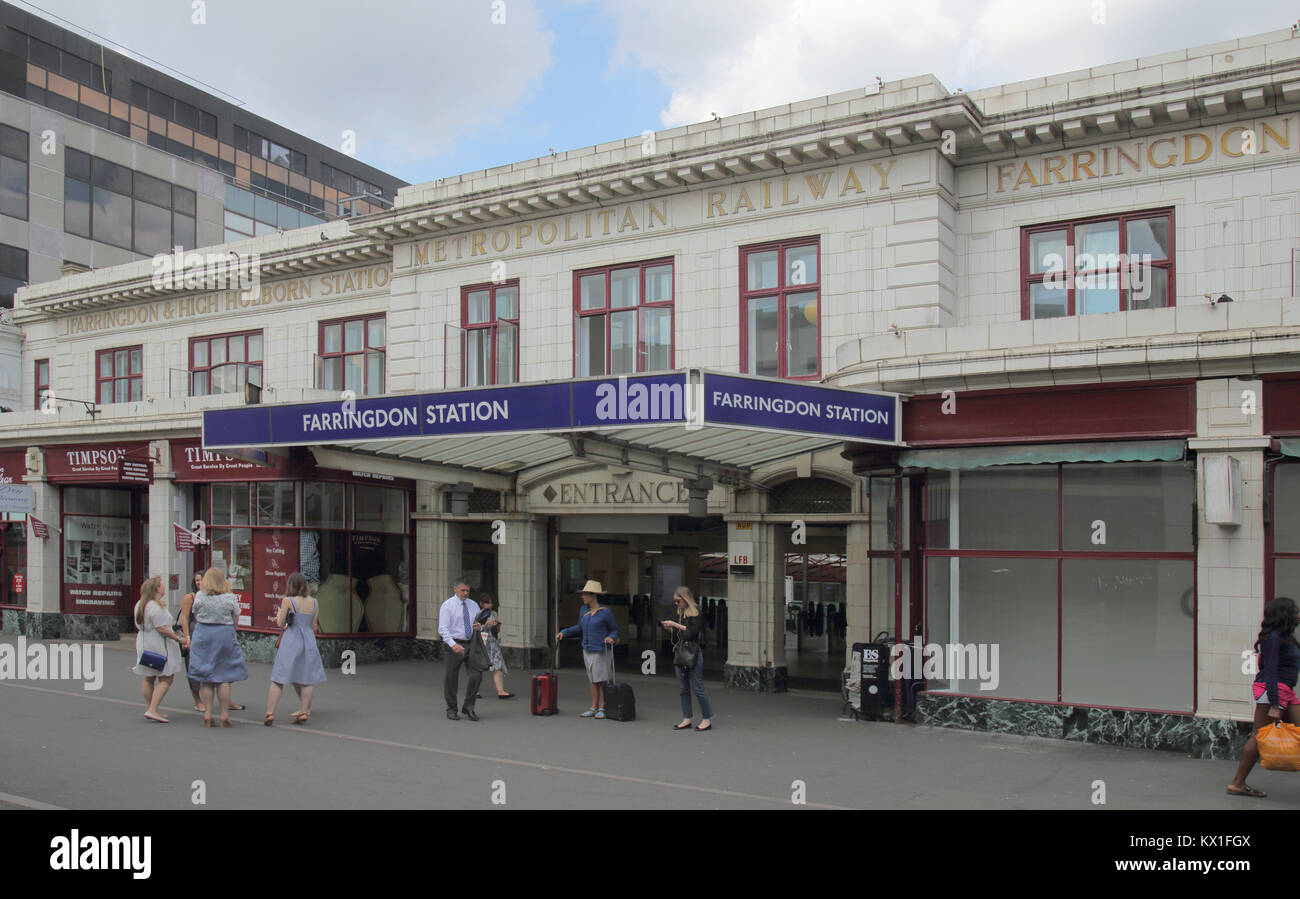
[19,0,1298,188]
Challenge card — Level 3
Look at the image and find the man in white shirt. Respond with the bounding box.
[438,579,482,721]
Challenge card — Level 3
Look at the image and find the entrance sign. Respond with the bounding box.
[203,370,902,449]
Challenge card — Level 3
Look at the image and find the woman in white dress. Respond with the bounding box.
[132,575,188,723]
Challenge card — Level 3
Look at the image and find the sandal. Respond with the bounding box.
[229,703,246,711]
[204,717,214,728]
[673,721,692,730]
[1226,784,1266,797]
[144,713,169,724]
[498,693,515,699]
[219,718,232,728]
[264,714,275,727]
[580,707,596,718]
[696,721,712,731]
[293,713,309,726]
[594,708,606,719]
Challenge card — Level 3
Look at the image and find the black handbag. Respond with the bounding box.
[672,628,699,668]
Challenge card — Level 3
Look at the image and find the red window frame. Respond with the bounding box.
[461,279,520,386]
[573,258,675,377]
[318,314,386,396]
[740,237,821,380]
[1021,208,1175,320]
[189,330,263,397]
[34,358,49,410]
[95,346,142,404]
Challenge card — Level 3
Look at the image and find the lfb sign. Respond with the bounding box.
[12,574,23,594]
[729,541,754,573]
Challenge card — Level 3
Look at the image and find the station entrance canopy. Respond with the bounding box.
[201,370,902,489]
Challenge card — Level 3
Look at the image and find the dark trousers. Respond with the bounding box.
[444,641,482,713]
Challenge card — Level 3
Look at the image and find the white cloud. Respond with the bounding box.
[24,0,556,176]
[592,0,964,127]
[589,0,1293,126]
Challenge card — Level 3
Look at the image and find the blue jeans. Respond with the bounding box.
[675,653,713,719]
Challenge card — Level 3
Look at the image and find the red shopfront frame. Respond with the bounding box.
[48,442,152,616]
[172,440,416,636]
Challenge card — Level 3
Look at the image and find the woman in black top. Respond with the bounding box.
[662,587,714,731]
[1227,596,1300,797]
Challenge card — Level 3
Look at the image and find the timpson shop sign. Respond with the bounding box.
[61,264,391,336]
[402,157,921,270]
[989,116,1295,193]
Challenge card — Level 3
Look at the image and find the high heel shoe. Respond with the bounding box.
[264,714,275,726]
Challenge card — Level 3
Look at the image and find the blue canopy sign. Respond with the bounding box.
[203,370,900,450]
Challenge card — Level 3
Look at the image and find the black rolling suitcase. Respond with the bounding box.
[602,646,635,721]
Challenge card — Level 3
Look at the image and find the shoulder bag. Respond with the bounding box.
[672,617,699,669]
[137,604,168,671]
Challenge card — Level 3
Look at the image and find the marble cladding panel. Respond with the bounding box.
[64,615,134,641]
[916,694,1253,759]
[236,634,444,668]
[724,663,788,692]
[4,613,135,640]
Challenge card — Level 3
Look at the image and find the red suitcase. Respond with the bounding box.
[532,645,558,716]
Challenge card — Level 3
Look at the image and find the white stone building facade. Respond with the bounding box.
[2,28,1300,753]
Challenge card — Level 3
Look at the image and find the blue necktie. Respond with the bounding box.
[462,601,470,641]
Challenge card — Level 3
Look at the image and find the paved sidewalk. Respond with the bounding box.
[0,634,1292,810]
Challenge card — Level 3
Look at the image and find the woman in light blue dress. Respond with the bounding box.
[187,567,249,727]
[265,572,326,726]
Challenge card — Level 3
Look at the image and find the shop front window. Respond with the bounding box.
[1,519,28,607]
[62,488,132,587]
[1271,463,1300,600]
[208,479,411,636]
[923,462,1195,711]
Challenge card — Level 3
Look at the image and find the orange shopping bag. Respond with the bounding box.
[1257,721,1300,772]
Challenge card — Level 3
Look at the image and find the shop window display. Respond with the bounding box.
[62,488,132,587]
[210,479,411,636]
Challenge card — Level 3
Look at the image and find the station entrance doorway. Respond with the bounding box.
[554,514,728,679]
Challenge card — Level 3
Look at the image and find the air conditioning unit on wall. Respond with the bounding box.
[1204,455,1243,526]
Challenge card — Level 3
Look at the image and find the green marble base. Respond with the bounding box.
[235,633,444,668]
[723,663,788,692]
[916,693,1254,759]
[1,611,132,641]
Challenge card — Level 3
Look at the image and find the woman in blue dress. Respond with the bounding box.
[265,572,327,726]
[187,568,249,727]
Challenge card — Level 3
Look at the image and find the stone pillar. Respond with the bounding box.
[414,494,461,650]
[1191,378,1266,728]
[17,448,61,637]
[844,521,871,671]
[496,514,549,668]
[723,519,786,691]
[147,439,190,620]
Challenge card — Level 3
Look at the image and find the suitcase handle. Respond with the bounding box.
[605,643,616,685]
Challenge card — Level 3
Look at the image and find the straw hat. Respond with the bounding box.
[578,580,605,595]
